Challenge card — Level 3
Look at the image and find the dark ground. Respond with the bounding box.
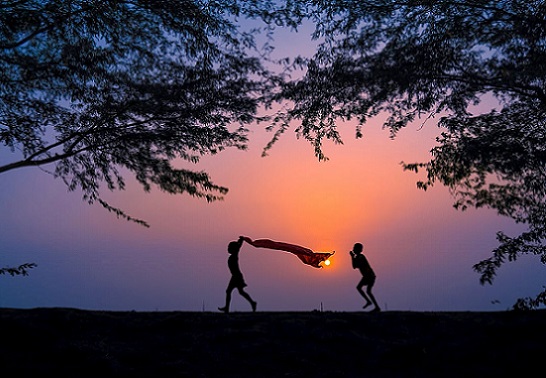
[1,307,544,377]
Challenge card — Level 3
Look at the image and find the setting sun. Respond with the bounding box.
[324,259,331,266]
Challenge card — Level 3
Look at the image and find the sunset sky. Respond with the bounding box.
[2,117,541,312]
[1,18,543,312]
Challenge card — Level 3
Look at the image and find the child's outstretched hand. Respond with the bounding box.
[240,236,252,244]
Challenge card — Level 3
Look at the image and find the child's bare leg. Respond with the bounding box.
[219,287,233,313]
[366,285,381,312]
[357,282,372,308]
[238,288,257,312]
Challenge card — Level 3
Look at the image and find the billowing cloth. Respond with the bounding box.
[248,238,334,268]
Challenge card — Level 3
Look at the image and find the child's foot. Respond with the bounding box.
[370,307,381,313]
[251,301,257,312]
[218,306,229,313]
[363,302,372,309]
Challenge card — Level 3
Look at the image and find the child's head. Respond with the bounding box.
[228,241,241,254]
[353,243,363,254]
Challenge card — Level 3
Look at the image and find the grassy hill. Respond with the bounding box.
[1,308,544,377]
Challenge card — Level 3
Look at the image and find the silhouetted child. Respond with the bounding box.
[218,237,257,313]
[350,242,381,312]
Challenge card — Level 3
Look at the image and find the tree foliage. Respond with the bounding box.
[0,263,37,277]
[0,0,299,225]
[270,0,546,308]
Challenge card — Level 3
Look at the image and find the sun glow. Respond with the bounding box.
[324,259,331,266]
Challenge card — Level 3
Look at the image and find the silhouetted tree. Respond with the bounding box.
[271,0,546,308]
[0,0,301,226]
[0,263,36,276]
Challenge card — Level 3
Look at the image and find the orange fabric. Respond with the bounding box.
[249,239,334,268]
